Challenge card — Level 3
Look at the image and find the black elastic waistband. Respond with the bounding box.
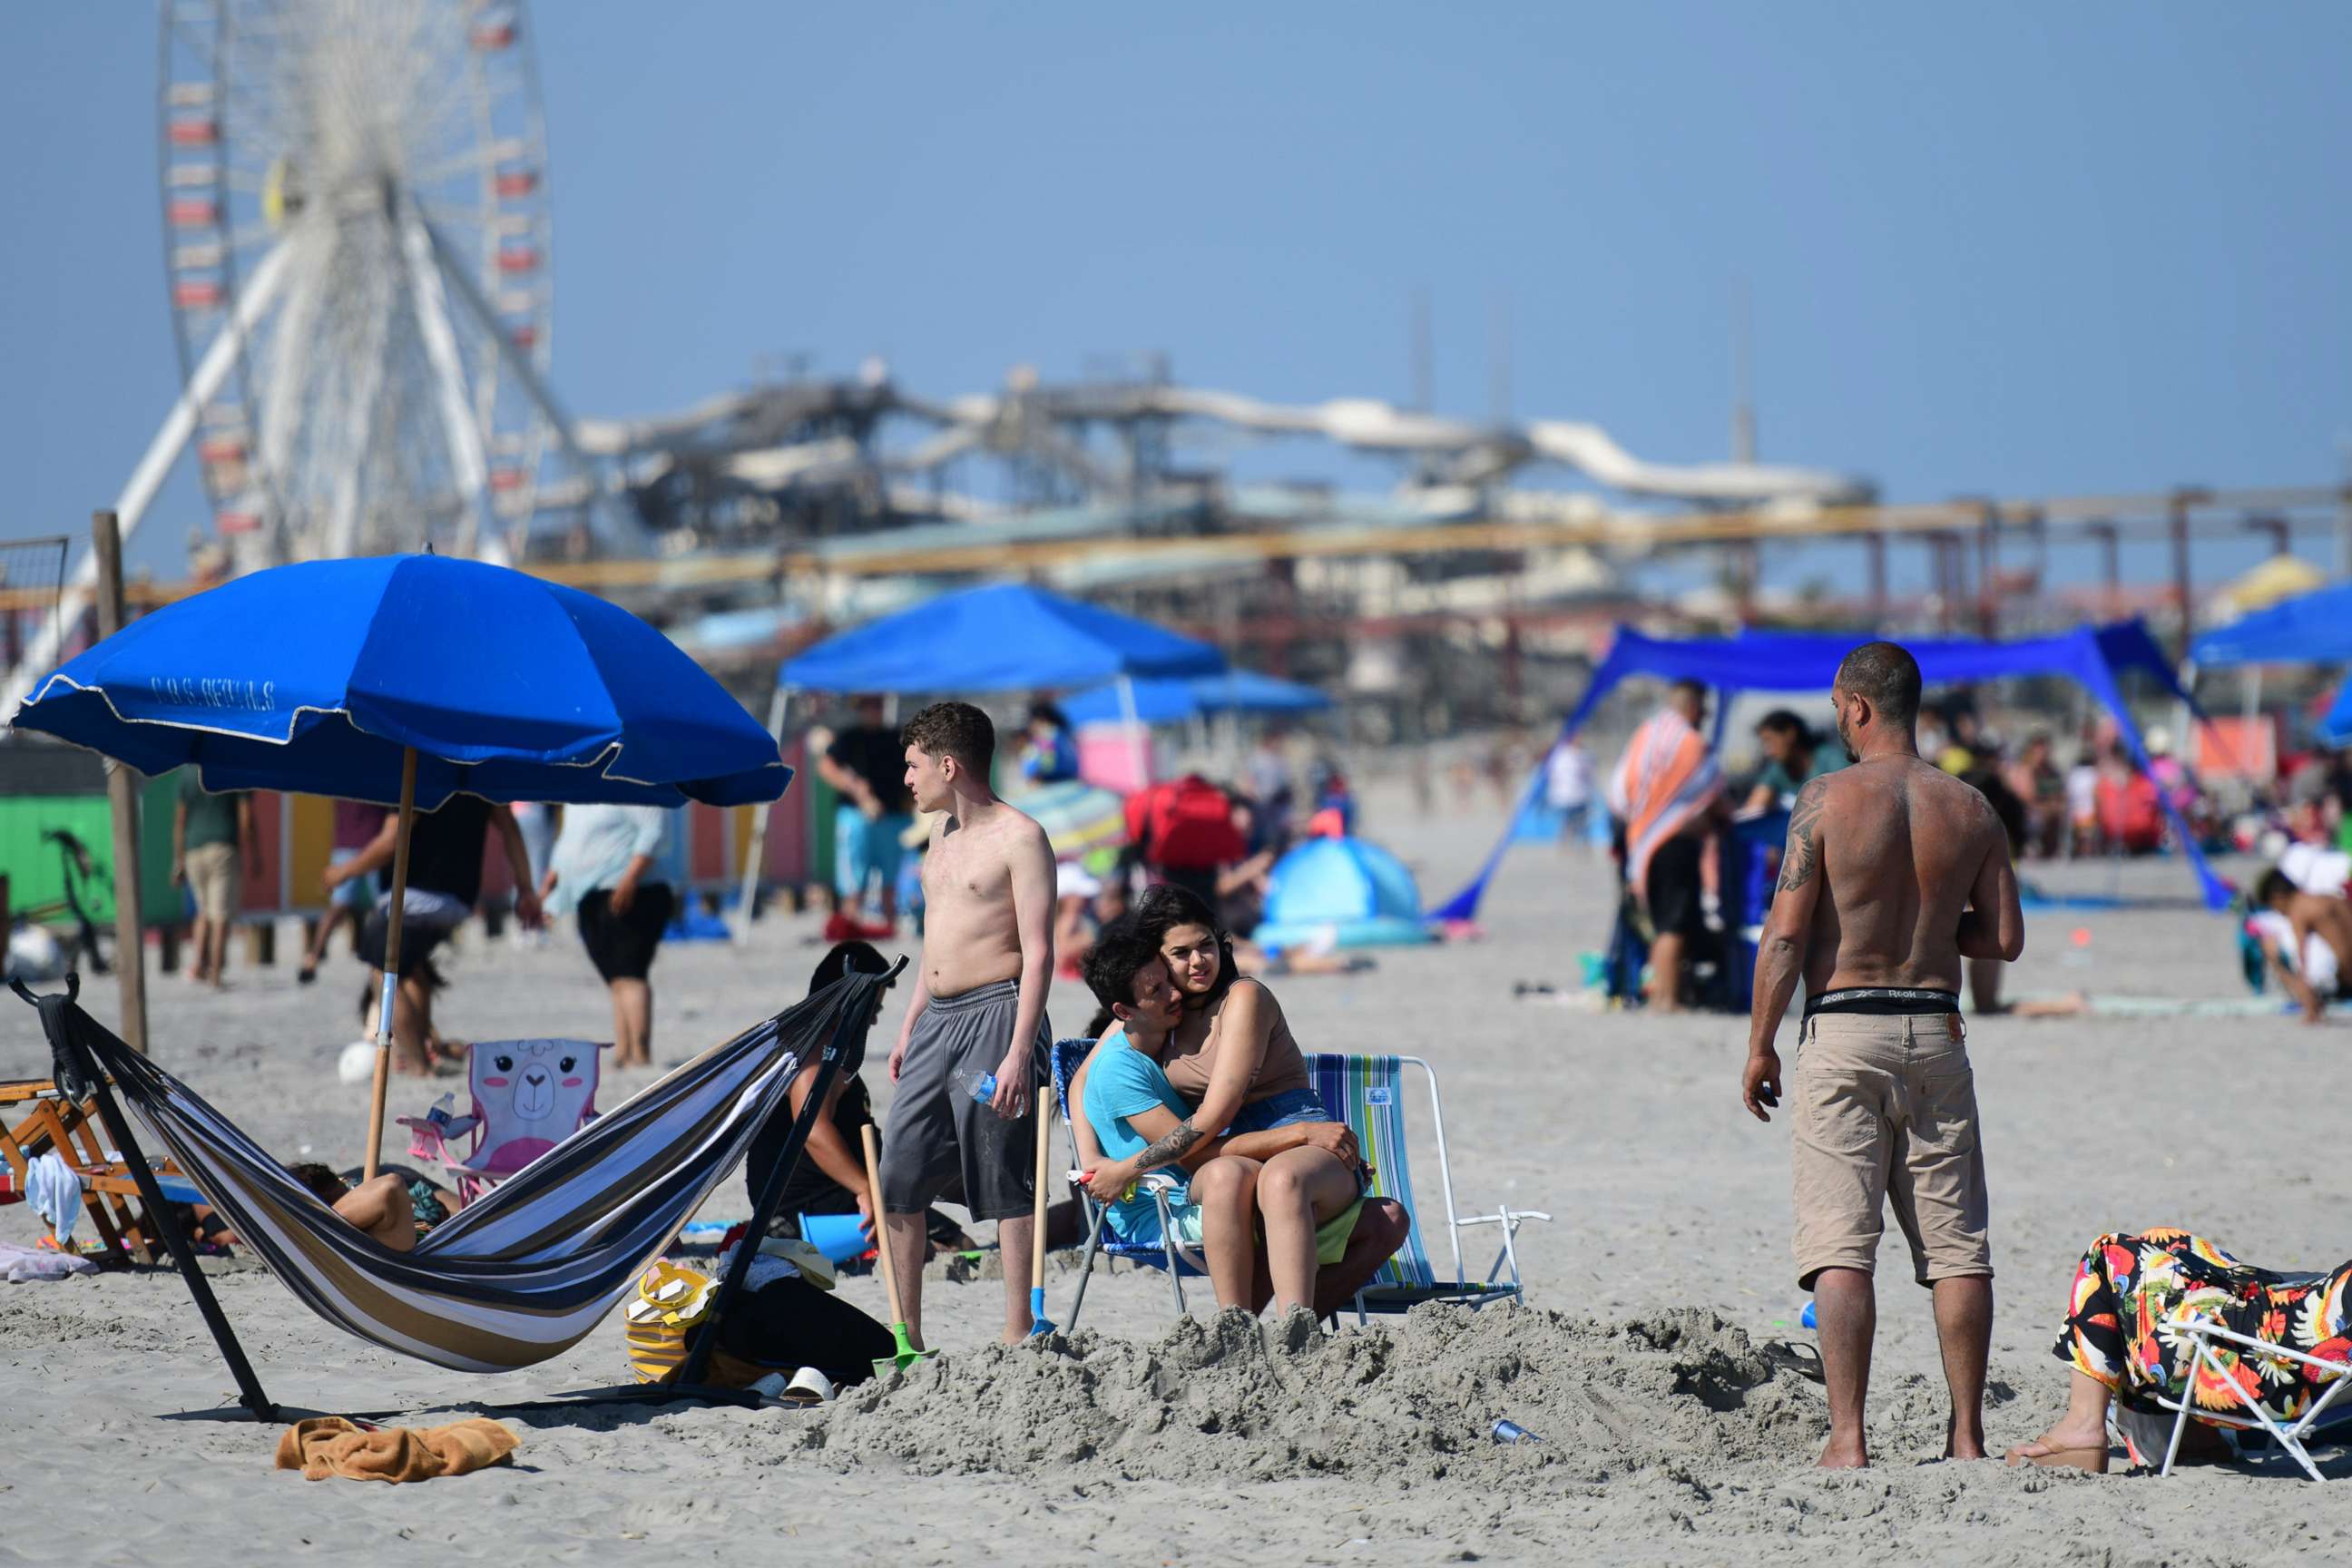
[1804,986,1961,1018]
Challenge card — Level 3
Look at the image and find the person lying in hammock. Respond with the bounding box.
[2007,1229,2352,1472]
[196,1163,429,1253]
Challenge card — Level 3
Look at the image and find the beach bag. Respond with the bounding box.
[1141,777,1245,870]
[624,1259,718,1384]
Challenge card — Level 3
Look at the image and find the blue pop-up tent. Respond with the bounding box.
[780,583,1224,693]
[1431,618,2230,922]
[2188,582,2352,670]
[1060,669,1332,727]
[2187,579,2352,744]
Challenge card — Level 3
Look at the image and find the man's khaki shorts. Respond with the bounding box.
[1789,1010,1992,1290]
[184,841,240,923]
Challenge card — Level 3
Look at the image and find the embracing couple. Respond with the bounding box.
[1071,885,1410,1317]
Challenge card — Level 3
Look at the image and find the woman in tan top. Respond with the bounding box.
[1072,884,1406,1315]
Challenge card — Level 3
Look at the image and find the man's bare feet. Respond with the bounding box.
[1943,1414,1989,1461]
[2004,1423,2108,1472]
[1817,1435,1869,1469]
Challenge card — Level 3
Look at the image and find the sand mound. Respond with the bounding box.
[799,1302,1823,1486]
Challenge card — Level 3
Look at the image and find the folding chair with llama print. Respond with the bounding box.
[399,1038,608,1207]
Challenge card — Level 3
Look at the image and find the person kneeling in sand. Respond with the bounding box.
[2007,1230,2352,1471]
[2253,868,2352,1024]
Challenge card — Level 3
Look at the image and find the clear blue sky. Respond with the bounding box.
[2,3,2345,593]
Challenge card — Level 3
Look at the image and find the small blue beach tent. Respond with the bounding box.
[1431,618,2230,922]
[1256,836,1433,951]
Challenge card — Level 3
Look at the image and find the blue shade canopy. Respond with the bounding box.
[780,583,1223,693]
[1060,669,1333,726]
[2188,581,2352,668]
[11,554,790,809]
[1432,618,2230,921]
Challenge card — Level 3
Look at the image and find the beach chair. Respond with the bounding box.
[0,1076,189,1262]
[2107,1287,2352,1483]
[1305,1052,1549,1322]
[1051,1038,1210,1330]
[398,1038,607,1206]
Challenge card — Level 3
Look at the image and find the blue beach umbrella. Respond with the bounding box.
[12,554,791,1171]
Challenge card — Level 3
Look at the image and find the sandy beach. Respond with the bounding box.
[7,777,2351,1566]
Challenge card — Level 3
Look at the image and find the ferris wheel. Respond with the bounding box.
[156,0,563,566]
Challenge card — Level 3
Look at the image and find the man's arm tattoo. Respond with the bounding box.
[1133,1119,1203,1171]
[1778,783,1828,892]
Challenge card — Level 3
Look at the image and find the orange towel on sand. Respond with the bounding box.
[274,1416,519,1483]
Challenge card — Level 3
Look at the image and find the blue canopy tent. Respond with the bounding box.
[1431,619,2230,923]
[2187,580,2352,745]
[2187,582,2352,669]
[1059,669,1332,727]
[780,583,1224,693]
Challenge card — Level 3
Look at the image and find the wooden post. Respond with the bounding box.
[362,748,420,1180]
[91,510,149,1054]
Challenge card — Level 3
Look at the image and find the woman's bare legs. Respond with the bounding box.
[2004,1368,2112,1471]
[1191,1156,1262,1309]
[609,977,652,1067]
[1254,1146,1360,1313]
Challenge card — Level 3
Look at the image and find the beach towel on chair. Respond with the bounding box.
[29,968,887,1374]
[1604,709,1723,906]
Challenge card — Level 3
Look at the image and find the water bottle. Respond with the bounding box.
[1492,1418,1542,1445]
[426,1092,456,1130]
[961,1070,999,1108]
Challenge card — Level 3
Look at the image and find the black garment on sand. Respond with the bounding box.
[718,1275,895,1388]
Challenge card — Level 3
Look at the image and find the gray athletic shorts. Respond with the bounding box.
[877,977,1048,1222]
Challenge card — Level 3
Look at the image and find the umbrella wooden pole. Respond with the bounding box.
[363,748,420,1181]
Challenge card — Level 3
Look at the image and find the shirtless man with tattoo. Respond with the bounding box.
[878,701,1057,1346]
[1741,641,2024,1469]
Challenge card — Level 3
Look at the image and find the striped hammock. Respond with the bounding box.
[44,972,880,1375]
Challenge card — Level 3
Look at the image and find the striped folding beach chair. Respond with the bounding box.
[1306,1052,1549,1322]
[1050,1037,1209,1331]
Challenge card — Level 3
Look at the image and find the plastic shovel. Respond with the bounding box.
[860,1124,930,1375]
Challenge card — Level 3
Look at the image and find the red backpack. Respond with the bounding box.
[1136,776,1245,870]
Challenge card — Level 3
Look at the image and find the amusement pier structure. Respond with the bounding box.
[6,0,2348,732]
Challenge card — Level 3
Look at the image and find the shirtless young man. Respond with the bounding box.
[878,701,1057,1346]
[1740,642,2024,1470]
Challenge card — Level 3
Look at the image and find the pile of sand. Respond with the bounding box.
[799,1302,1823,1486]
